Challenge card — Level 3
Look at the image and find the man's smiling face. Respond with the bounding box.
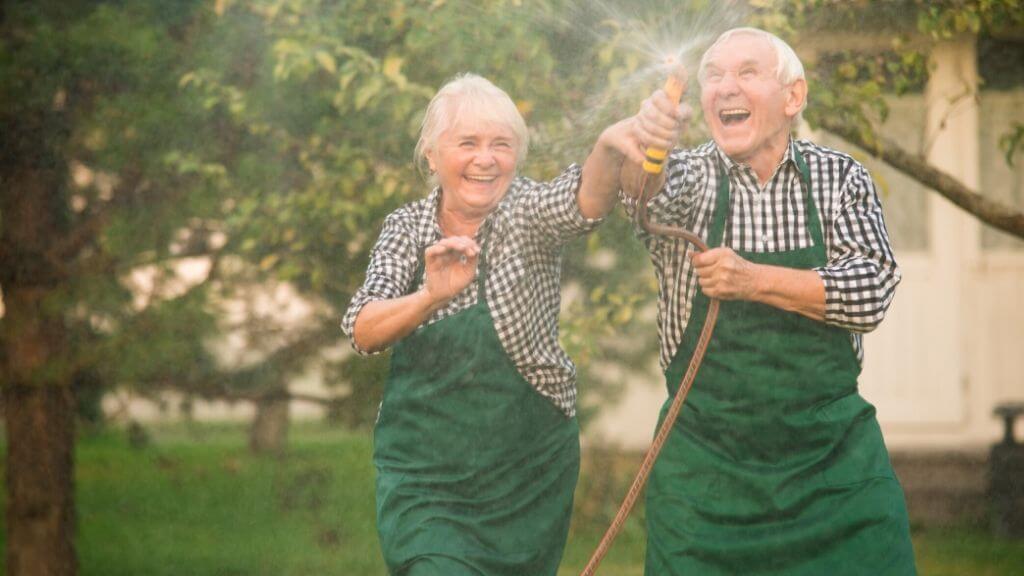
[699,33,803,166]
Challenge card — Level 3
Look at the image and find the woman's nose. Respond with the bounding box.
[473,150,496,166]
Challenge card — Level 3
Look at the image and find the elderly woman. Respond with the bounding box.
[341,74,650,575]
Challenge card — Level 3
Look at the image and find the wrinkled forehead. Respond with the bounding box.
[443,97,519,139]
[700,33,778,79]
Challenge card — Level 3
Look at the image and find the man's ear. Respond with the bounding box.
[785,78,808,118]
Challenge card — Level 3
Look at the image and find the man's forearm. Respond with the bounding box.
[751,265,826,322]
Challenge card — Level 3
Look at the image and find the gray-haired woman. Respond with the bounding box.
[341,73,659,575]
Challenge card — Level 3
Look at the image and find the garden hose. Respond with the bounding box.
[579,69,721,576]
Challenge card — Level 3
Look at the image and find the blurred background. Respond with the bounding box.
[2,1,1023,574]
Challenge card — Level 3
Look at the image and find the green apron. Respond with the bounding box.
[373,239,580,576]
[645,155,917,575]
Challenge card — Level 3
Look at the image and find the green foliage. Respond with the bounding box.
[1000,124,1024,166]
[758,0,1024,148]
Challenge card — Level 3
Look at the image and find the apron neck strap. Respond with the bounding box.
[476,237,489,302]
[708,159,732,249]
[792,151,825,248]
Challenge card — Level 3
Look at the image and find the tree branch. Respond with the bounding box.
[817,118,1024,240]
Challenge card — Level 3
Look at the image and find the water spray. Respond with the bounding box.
[579,64,721,576]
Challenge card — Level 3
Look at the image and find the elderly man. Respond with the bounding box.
[612,27,917,575]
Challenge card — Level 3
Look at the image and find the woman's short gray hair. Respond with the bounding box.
[414,73,529,182]
[698,27,807,116]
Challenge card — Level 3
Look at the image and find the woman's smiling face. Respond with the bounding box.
[699,33,804,165]
[428,116,519,219]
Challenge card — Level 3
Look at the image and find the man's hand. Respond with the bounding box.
[691,247,827,321]
[691,247,762,300]
[620,87,692,199]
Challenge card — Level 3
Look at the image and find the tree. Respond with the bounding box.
[1,2,217,573]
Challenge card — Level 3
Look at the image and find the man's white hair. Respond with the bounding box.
[698,27,807,117]
[414,73,528,183]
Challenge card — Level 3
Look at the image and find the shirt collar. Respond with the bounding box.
[714,137,799,175]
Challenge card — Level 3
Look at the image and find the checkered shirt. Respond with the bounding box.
[342,165,599,417]
[623,139,902,370]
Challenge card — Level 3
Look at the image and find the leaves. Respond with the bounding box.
[999,124,1024,167]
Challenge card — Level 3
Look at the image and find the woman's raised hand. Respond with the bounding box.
[423,236,481,305]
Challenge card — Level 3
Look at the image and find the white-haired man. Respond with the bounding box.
[608,27,917,574]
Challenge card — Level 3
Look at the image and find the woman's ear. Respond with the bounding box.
[425,149,437,174]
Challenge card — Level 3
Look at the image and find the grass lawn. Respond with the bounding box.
[1,422,1022,575]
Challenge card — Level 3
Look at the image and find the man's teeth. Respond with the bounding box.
[720,109,751,124]
[466,175,496,182]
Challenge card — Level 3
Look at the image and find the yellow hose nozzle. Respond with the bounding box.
[642,71,686,175]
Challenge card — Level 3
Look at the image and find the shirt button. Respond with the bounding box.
[762,234,768,245]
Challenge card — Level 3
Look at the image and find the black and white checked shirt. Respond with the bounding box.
[626,139,901,370]
[342,165,600,417]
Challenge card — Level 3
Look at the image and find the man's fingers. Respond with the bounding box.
[640,102,681,135]
[679,102,693,123]
[651,89,683,117]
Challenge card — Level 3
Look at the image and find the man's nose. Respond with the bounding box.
[718,72,740,95]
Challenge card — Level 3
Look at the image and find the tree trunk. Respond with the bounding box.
[2,287,76,576]
[4,384,76,576]
[1,166,78,576]
[249,391,290,455]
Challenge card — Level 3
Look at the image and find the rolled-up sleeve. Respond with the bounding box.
[815,163,902,333]
[341,212,419,354]
[528,164,605,244]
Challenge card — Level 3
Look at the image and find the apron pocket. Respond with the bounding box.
[816,393,895,488]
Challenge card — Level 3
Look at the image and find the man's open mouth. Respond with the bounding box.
[465,175,497,183]
[719,108,751,125]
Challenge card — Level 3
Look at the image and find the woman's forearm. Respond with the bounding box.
[578,130,628,219]
[352,289,446,353]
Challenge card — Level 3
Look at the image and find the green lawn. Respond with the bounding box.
[1,422,1022,575]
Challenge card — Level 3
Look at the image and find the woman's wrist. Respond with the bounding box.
[417,286,449,314]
